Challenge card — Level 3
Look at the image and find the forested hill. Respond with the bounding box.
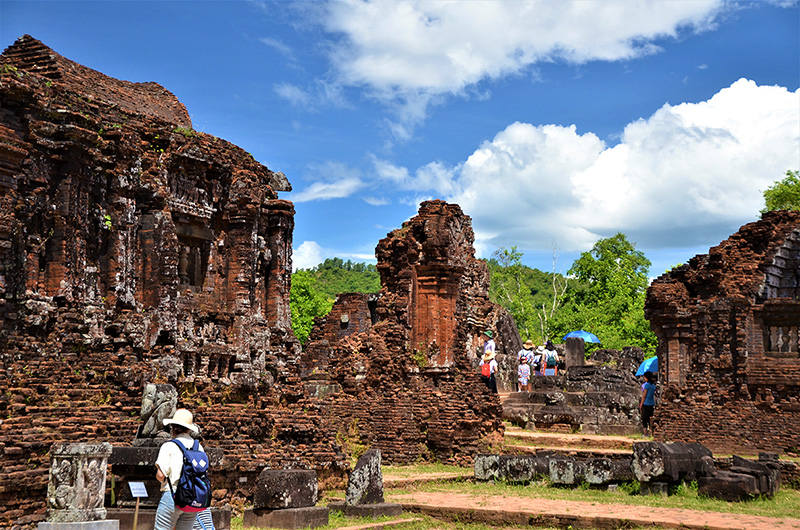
[290,258,380,344]
[307,257,381,297]
[291,236,657,356]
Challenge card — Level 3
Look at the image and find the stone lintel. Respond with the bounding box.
[109,446,224,466]
[39,522,119,530]
[242,506,329,529]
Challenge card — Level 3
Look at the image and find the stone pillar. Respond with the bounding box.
[565,337,585,368]
[45,443,114,524]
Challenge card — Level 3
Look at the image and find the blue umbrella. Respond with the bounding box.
[636,356,658,376]
[563,330,601,343]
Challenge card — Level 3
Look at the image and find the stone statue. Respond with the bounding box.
[134,383,177,446]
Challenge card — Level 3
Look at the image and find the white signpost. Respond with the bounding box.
[128,482,148,530]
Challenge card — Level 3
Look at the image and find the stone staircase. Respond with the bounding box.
[499,362,644,436]
[502,424,634,459]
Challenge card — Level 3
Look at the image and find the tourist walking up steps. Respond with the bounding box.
[543,341,559,375]
[517,356,531,392]
[516,340,534,390]
[155,409,205,530]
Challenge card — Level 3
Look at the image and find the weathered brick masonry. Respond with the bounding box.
[645,211,800,455]
[0,36,349,528]
[303,201,514,464]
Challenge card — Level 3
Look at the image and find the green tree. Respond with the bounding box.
[290,270,334,345]
[762,170,800,213]
[487,247,566,344]
[552,233,656,355]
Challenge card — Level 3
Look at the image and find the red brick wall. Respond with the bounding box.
[647,212,800,455]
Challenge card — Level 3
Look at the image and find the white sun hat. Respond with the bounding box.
[163,408,199,434]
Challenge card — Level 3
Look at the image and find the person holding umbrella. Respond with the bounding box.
[639,371,657,436]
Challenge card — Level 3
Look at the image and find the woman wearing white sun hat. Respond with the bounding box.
[154,409,204,530]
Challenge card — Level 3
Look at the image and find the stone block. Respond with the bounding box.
[631,441,712,483]
[503,455,549,483]
[105,508,231,530]
[730,455,780,497]
[38,522,119,530]
[253,469,318,510]
[584,458,633,485]
[346,449,383,505]
[242,506,328,529]
[639,482,669,496]
[326,501,345,512]
[474,454,548,483]
[698,471,759,502]
[342,503,402,518]
[549,458,585,485]
[474,454,502,481]
[47,443,113,523]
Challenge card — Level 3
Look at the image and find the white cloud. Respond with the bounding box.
[438,79,800,252]
[372,156,456,196]
[290,177,364,202]
[363,196,390,206]
[292,241,376,270]
[293,241,324,270]
[291,161,367,202]
[322,0,724,133]
[274,83,311,107]
[275,80,350,110]
[259,37,295,60]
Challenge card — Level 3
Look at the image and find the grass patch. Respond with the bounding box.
[389,475,800,520]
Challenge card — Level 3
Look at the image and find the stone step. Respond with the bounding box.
[504,427,635,451]
[505,444,632,460]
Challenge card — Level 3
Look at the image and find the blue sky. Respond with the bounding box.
[2,1,799,277]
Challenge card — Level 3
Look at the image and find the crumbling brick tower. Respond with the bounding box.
[305,201,516,464]
[645,210,800,455]
[0,35,346,528]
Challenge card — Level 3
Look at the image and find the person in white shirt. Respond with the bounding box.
[154,409,204,530]
[479,331,499,393]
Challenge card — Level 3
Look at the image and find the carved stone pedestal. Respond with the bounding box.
[46,443,114,523]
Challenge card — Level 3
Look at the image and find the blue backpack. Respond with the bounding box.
[168,439,212,512]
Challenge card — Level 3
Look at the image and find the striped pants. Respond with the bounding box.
[193,509,215,530]
[154,491,198,530]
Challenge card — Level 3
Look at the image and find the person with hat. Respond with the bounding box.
[479,331,498,393]
[517,355,532,392]
[516,340,535,390]
[154,408,204,530]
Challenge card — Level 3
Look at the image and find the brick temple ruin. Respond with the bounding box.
[0,36,506,528]
[646,210,800,455]
[302,200,516,462]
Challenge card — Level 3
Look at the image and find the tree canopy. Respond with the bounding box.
[552,233,656,354]
[486,247,567,344]
[762,170,800,213]
[487,235,657,355]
